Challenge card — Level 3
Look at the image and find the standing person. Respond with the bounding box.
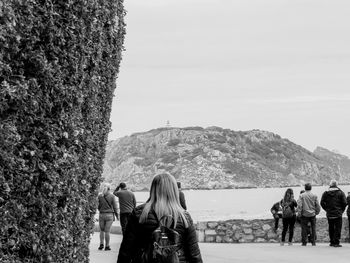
[320,180,347,247]
[177,181,187,210]
[117,173,203,263]
[97,183,119,251]
[280,188,298,246]
[297,183,321,246]
[113,182,136,235]
[298,190,312,243]
[347,192,350,243]
[270,200,282,232]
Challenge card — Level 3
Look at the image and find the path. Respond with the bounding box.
[89,233,350,263]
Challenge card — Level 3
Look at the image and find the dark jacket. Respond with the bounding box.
[271,201,282,218]
[320,187,347,218]
[117,204,202,263]
[281,199,298,218]
[179,190,187,210]
[347,195,350,217]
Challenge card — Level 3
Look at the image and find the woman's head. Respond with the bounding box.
[140,173,187,227]
[102,183,111,195]
[149,173,180,205]
[283,188,294,202]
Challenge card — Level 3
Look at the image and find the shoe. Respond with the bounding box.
[288,242,293,246]
[98,244,104,250]
[280,242,285,246]
[301,243,306,246]
[312,243,316,246]
[333,244,342,247]
[104,246,111,251]
[329,243,334,247]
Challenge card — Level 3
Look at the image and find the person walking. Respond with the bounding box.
[97,183,119,251]
[347,192,350,243]
[280,188,297,246]
[297,183,321,246]
[113,182,136,235]
[321,180,347,247]
[270,200,282,232]
[117,173,203,263]
[177,181,187,210]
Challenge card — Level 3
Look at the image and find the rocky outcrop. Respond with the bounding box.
[102,127,350,190]
[314,147,350,183]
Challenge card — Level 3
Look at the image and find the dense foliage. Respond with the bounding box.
[0,0,126,262]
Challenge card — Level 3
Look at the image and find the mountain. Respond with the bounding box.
[102,127,350,190]
[313,147,350,184]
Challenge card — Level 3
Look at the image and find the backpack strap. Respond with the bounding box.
[103,195,118,220]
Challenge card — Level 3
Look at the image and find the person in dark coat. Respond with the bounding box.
[271,201,282,231]
[280,188,298,246]
[321,180,347,247]
[347,192,350,242]
[117,173,202,263]
[177,181,187,210]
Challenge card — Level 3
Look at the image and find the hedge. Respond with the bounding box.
[0,0,126,262]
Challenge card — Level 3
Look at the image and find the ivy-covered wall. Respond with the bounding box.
[0,1,125,262]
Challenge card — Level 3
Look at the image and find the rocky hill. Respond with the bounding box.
[313,147,350,183]
[102,127,350,190]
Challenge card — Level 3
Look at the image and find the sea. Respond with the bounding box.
[134,185,350,222]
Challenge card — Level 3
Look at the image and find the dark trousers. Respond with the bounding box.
[120,212,131,235]
[328,217,342,245]
[281,216,296,242]
[274,214,282,230]
[301,216,316,244]
[348,216,350,242]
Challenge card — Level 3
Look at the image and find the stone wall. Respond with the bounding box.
[195,218,350,243]
[94,217,350,244]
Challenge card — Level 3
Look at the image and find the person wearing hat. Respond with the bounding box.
[321,180,347,247]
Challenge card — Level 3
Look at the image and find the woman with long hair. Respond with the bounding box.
[280,188,297,246]
[117,173,203,263]
[97,183,119,251]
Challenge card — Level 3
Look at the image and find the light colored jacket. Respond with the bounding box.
[297,190,321,217]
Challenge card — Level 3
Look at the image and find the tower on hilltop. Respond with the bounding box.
[166,120,171,128]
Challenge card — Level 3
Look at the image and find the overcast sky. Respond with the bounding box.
[109,0,350,156]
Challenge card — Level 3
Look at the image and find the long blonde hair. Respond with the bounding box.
[102,183,111,195]
[140,173,188,228]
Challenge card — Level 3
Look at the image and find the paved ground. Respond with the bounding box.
[90,233,350,263]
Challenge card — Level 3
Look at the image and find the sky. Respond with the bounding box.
[108,0,350,157]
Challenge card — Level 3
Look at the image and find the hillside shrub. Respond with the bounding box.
[183,126,204,131]
[134,156,154,167]
[184,147,206,161]
[0,1,126,262]
[161,152,179,164]
[212,134,226,143]
[212,144,230,153]
[167,138,181,147]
